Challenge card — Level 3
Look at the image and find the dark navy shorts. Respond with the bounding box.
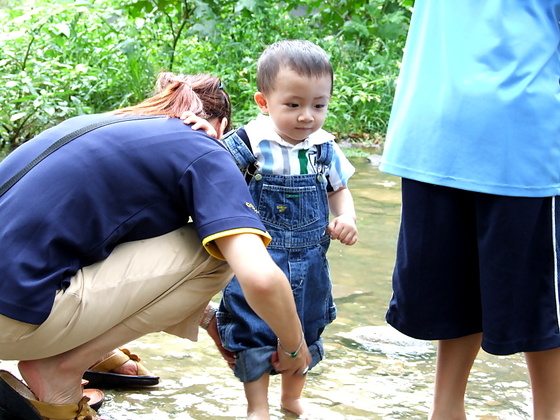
[386,178,560,355]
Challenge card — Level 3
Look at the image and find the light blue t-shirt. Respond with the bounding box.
[380,0,560,197]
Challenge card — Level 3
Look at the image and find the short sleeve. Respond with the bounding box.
[327,142,355,191]
[179,148,270,259]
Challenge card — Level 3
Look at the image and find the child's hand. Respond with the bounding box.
[180,111,218,139]
[205,312,236,370]
[328,214,358,245]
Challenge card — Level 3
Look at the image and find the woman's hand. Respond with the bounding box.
[272,338,311,376]
[215,233,311,377]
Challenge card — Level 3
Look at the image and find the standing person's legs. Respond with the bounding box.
[476,194,560,418]
[430,333,482,420]
[525,348,560,420]
[387,180,485,418]
[389,181,560,417]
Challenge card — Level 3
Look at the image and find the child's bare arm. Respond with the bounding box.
[327,187,358,245]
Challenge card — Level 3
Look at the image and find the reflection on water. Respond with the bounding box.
[0,155,532,419]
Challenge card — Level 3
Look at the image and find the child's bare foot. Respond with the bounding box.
[280,401,324,419]
[280,400,304,417]
[247,408,271,420]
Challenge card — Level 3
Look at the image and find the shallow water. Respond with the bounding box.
[0,153,533,419]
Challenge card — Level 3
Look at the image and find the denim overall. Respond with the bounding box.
[218,130,337,382]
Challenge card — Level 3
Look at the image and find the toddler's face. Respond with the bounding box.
[256,68,331,145]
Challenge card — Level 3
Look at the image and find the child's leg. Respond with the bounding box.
[430,333,482,420]
[525,347,560,420]
[244,373,271,420]
[280,371,307,416]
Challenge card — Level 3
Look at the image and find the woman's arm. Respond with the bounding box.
[215,233,311,375]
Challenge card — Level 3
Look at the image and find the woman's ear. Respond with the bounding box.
[254,92,269,114]
[217,118,228,139]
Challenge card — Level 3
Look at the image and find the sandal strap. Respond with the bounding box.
[29,396,96,420]
[120,348,149,376]
[89,348,149,376]
[118,348,142,364]
[0,370,97,420]
[90,348,134,372]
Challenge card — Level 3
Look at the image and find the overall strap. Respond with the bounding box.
[0,115,164,199]
[222,127,257,183]
[315,140,334,167]
[312,141,335,183]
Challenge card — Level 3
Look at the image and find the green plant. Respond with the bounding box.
[298,0,411,136]
[0,0,158,149]
[0,0,412,150]
[196,0,412,135]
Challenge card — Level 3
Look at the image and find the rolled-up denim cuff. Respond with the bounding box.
[233,338,324,382]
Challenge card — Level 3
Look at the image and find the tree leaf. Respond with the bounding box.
[54,23,71,38]
[10,112,27,122]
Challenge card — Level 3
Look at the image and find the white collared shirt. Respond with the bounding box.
[244,114,354,191]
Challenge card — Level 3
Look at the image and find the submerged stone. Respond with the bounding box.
[338,326,435,355]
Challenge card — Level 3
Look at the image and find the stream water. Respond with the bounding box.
[0,153,534,419]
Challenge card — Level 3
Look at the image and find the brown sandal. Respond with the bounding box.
[81,380,104,412]
[83,347,159,388]
[0,370,100,420]
[30,396,99,420]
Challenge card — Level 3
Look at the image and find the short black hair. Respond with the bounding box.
[256,40,333,95]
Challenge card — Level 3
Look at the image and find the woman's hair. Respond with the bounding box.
[256,40,333,95]
[109,72,232,132]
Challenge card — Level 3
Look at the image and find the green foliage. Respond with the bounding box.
[341,147,372,159]
[0,0,412,150]
[0,1,156,150]
[322,0,411,139]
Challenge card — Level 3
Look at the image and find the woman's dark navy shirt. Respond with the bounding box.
[0,115,267,324]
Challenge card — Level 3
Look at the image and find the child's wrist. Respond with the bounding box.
[334,212,356,222]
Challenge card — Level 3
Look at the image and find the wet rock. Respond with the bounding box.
[366,154,383,167]
[338,325,435,355]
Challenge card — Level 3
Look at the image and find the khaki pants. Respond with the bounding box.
[0,225,232,360]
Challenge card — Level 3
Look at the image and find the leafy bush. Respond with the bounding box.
[0,0,157,151]
[0,0,412,152]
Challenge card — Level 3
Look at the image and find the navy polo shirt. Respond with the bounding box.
[0,114,267,324]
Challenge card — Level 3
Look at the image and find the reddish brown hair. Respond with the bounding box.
[109,72,232,132]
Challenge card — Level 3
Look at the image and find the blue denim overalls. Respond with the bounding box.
[217,129,337,382]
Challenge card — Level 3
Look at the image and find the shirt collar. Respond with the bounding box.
[245,114,334,149]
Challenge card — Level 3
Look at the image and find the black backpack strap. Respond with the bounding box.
[0,115,163,198]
